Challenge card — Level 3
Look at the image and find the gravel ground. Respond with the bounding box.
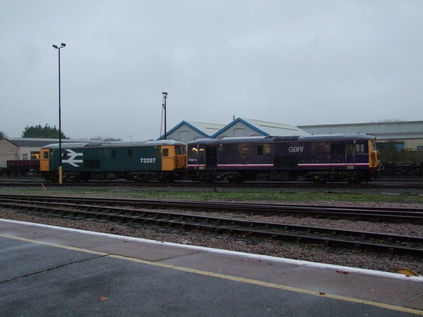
[1,195,422,276]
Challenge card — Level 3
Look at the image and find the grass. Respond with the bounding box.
[1,187,422,205]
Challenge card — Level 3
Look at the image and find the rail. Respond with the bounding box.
[0,195,422,258]
[1,194,422,222]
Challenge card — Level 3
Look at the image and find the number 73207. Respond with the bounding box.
[140,158,156,164]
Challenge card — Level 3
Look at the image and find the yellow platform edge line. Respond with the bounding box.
[110,254,423,316]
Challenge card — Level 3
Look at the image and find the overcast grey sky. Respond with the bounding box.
[1,1,422,141]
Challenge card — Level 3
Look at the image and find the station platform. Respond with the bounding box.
[1,218,422,316]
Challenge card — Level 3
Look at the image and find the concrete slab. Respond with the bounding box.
[161,249,300,280]
[91,239,204,261]
[37,230,131,249]
[0,238,103,282]
[260,264,423,310]
[0,220,71,239]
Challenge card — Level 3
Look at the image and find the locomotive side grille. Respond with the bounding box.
[84,159,101,169]
[274,156,298,168]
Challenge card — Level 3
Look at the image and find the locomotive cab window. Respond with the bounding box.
[163,148,169,157]
[347,144,364,154]
[190,147,198,156]
[175,145,186,155]
[371,140,377,151]
[43,151,49,159]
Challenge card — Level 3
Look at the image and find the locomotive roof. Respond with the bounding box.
[42,139,185,149]
[187,133,375,145]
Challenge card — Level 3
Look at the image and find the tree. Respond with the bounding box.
[0,131,5,140]
[22,124,68,139]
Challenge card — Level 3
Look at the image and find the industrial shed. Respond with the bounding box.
[298,121,423,151]
[160,118,309,142]
[157,121,226,143]
[214,118,309,138]
[0,138,54,169]
[162,119,422,149]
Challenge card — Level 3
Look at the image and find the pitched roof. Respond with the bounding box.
[213,118,309,137]
[157,120,226,140]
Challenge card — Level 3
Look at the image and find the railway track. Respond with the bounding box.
[1,194,422,222]
[1,195,422,258]
[1,176,423,189]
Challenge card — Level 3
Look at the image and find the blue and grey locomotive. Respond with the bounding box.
[40,140,187,182]
[187,133,380,183]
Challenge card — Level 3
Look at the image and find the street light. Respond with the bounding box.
[52,43,66,184]
[162,92,167,140]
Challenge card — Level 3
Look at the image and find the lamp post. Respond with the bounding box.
[162,92,167,140]
[52,43,66,184]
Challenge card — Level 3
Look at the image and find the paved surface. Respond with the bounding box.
[1,219,422,316]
